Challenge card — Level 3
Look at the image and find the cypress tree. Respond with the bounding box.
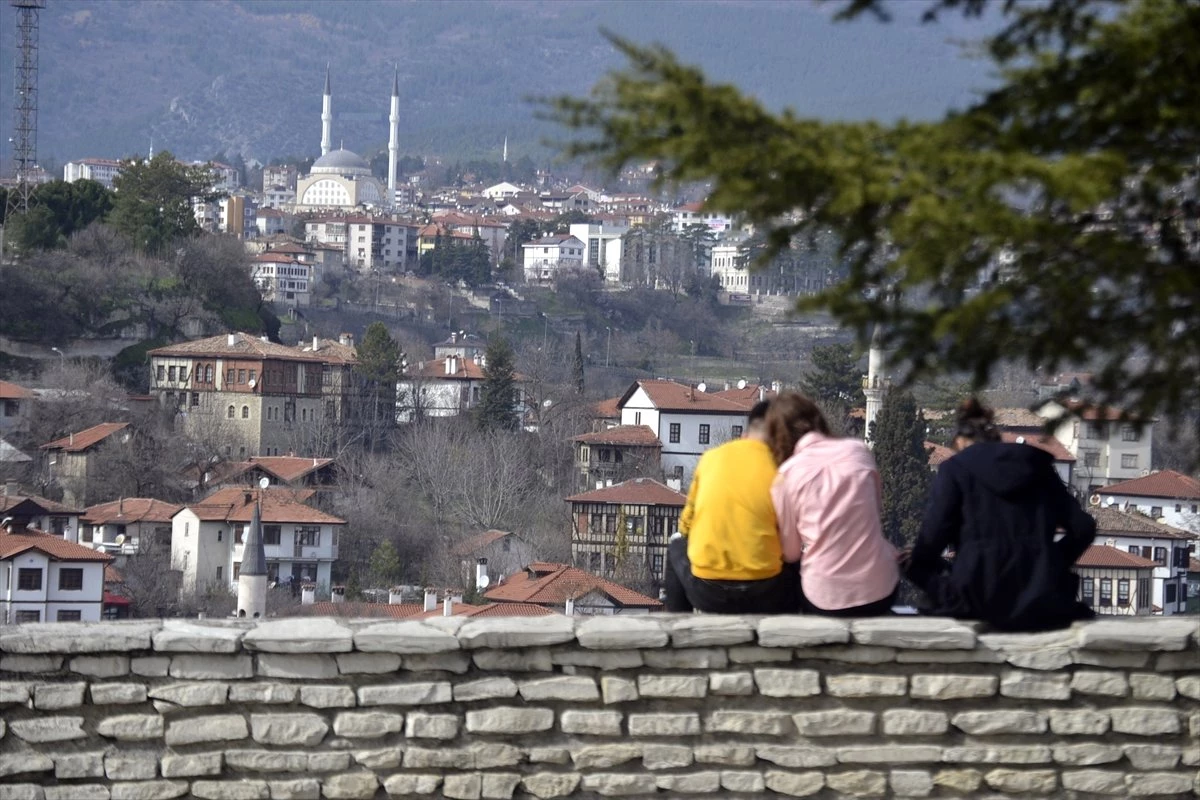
[872,390,932,550]
[476,336,519,431]
[572,331,586,395]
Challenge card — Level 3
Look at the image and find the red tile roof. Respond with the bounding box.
[565,477,687,507]
[620,379,750,414]
[1189,557,1200,573]
[185,487,343,525]
[253,252,302,264]
[451,530,512,558]
[484,562,661,609]
[1075,544,1159,569]
[247,456,336,483]
[999,432,1076,462]
[41,422,130,453]
[572,425,662,447]
[1089,506,1197,540]
[1098,470,1200,500]
[148,333,329,362]
[0,379,34,399]
[409,600,558,619]
[0,529,113,562]
[0,492,82,516]
[593,397,621,420]
[82,498,183,526]
[711,384,775,407]
[296,602,423,618]
[992,408,1047,428]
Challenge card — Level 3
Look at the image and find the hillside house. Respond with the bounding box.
[39,422,131,507]
[1,524,112,623]
[80,498,182,558]
[483,562,662,615]
[1089,506,1196,615]
[571,425,663,491]
[522,234,585,283]
[1073,545,1157,616]
[566,477,687,586]
[1096,470,1200,534]
[0,379,34,436]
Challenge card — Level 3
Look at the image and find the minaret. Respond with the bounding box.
[237,497,268,619]
[388,66,399,209]
[863,325,886,448]
[321,65,333,157]
[502,135,508,163]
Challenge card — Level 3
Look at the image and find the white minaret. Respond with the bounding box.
[236,489,268,619]
[321,65,333,157]
[388,66,400,209]
[863,325,886,448]
[503,135,508,163]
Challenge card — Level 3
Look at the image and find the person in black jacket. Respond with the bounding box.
[901,398,1096,631]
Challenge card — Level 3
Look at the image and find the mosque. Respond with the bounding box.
[294,68,399,211]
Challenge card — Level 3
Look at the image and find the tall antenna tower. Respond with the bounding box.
[3,0,46,249]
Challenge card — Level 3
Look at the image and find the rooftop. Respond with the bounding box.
[1098,470,1200,501]
[82,498,184,526]
[149,333,329,362]
[620,379,752,414]
[0,528,113,562]
[1075,544,1159,570]
[565,477,687,507]
[184,487,343,526]
[41,422,130,453]
[483,562,661,609]
[572,425,662,448]
[0,379,35,400]
[1089,506,1197,540]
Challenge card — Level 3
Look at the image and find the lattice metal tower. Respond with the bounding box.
[4,0,46,228]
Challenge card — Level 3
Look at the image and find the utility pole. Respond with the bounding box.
[1,0,46,264]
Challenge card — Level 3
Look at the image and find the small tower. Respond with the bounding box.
[321,65,333,157]
[863,325,887,448]
[388,66,400,209]
[502,135,508,163]
[237,491,268,619]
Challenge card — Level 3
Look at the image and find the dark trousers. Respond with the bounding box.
[665,536,799,614]
[798,582,897,617]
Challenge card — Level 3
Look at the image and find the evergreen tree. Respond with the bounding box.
[109,150,219,254]
[476,337,519,431]
[801,343,861,408]
[872,390,932,551]
[354,322,402,449]
[368,539,402,589]
[572,331,586,395]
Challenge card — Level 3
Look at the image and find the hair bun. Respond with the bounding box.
[957,396,994,424]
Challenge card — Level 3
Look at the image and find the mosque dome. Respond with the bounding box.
[311,148,371,175]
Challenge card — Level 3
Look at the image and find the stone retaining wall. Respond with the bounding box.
[1,615,1197,799]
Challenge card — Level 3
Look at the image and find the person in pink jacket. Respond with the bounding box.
[767,392,899,616]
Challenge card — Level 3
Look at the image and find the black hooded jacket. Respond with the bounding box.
[906,442,1096,631]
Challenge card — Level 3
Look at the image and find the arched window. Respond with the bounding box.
[205,365,213,382]
[227,405,235,419]
[242,406,250,419]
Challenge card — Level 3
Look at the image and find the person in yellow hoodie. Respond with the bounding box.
[664,400,798,613]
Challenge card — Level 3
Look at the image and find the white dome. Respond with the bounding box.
[311,148,371,175]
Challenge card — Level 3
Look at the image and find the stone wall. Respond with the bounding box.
[1,615,1197,799]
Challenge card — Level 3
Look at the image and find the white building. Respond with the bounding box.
[1,526,112,623]
[79,498,182,557]
[1096,470,1200,534]
[569,223,628,283]
[171,487,344,601]
[481,181,524,200]
[256,207,292,237]
[1036,401,1154,495]
[63,158,123,189]
[617,379,753,488]
[397,354,526,423]
[1089,505,1197,615]
[251,253,312,307]
[521,234,585,283]
[672,201,734,234]
[345,216,409,272]
[1073,544,1157,616]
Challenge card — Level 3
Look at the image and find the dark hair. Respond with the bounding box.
[747,400,771,427]
[956,396,1001,443]
[765,391,831,465]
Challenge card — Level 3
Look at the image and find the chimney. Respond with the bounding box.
[451,332,458,344]
[389,586,404,605]
[442,596,452,617]
[475,558,489,592]
[445,356,456,375]
[331,585,345,604]
[260,335,269,342]
[70,432,74,447]
[312,335,320,351]
[565,597,575,616]
[227,333,237,347]
[771,380,782,394]
[758,386,766,402]
[423,588,438,612]
[596,480,603,490]
[301,584,316,605]
[605,478,613,487]
[3,480,17,498]
[339,332,353,347]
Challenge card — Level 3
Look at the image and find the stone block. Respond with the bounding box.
[600,675,638,704]
[707,710,793,735]
[320,772,378,800]
[1048,709,1110,735]
[637,673,707,698]
[521,772,581,799]
[570,744,642,769]
[0,680,30,704]
[709,671,754,695]
[400,652,472,673]
[850,617,975,650]
[306,752,351,772]
[1073,649,1150,668]
[764,770,824,796]
[45,787,107,800]
[669,615,756,647]
[757,616,849,647]
[455,677,518,702]
[351,748,400,770]
[69,654,130,677]
[881,710,950,736]
[1124,744,1182,770]
[796,645,897,663]
[792,710,876,736]
[720,771,766,792]
[190,781,269,800]
[1078,618,1196,651]
[90,682,147,704]
[983,769,1057,794]
[108,781,189,800]
[755,746,838,768]
[130,656,170,677]
[1061,769,1126,794]
[560,710,622,736]
[481,773,521,800]
[910,674,997,699]
[457,616,576,649]
[466,706,553,734]
[228,682,296,704]
[1110,707,1180,735]
[256,653,337,679]
[105,751,158,780]
[165,714,248,746]
[942,745,1052,764]
[1070,669,1129,696]
[266,779,320,800]
[826,674,907,697]
[0,621,159,654]
[933,768,982,793]
[951,710,1046,735]
[1126,771,1195,796]
[837,746,942,764]
[1052,743,1123,765]
[357,680,451,706]
[146,681,228,707]
[223,751,307,773]
[1129,672,1176,700]
[692,744,754,766]
[1156,651,1200,671]
[298,685,354,708]
[550,648,643,669]
[576,616,667,649]
[352,621,461,654]
[519,675,599,701]
[0,752,53,777]
[160,752,222,778]
[1177,675,1200,699]
[1,787,46,800]
[249,713,328,746]
[405,711,459,739]
[168,654,252,680]
[241,618,351,653]
[152,620,245,653]
[33,681,86,709]
[643,647,727,669]
[528,748,570,764]
[96,714,162,741]
[642,744,693,769]
[825,769,887,796]
[889,769,934,797]
[333,711,403,738]
[754,668,820,697]
[656,772,721,793]
[443,773,482,800]
[999,669,1070,699]
[382,775,443,796]
[628,712,701,736]
[0,655,61,673]
[895,649,1007,665]
[580,773,658,796]
[10,716,86,742]
[52,749,105,778]
[727,645,793,663]
[472,648,552,672]
[334,652,401,674]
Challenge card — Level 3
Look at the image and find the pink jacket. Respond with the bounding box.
[771,432,899,610]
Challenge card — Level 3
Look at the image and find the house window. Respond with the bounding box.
[3,399,18,416]
[238,369,247,384]
[698,424,710,445]
[672,466,684,479]
[168,366,177,382]
[217,529,223,542]
[1153,547,1167,566]
[234,525,244,545]
[1083,451,1101,467]
[17,568,43,591]
[227,368,236,383]
[1165,582,1178,604]
[605,515,617,534]
[205,365,214,382]
[249,370,257,384]
[1121,454,1138,468]
[57,609,82,622]
[669,423,680,444]
[634,412,642,425]
[589,552,601,573]
[614,450,623,464]
[156,366,165,382]
[1137,578,1151,608]
[227,405,235,419]
[1150,506,1162,518]
[1176,504,1183,513]
[1121,426,1140,441]
[15,609,40,623]
[502,537,511,553]
[1085,423,1104,439]
[651,553,664,577]
[1080,578,1094,606]
[297,527,320,547]
[1098,578,1112,607]
[263,525,281,546]
[233,563,240,581]
[58,568,83,591]
[1117,579,1130,607]
[599,448,612,463]
[242,406,250,419]
[732,425,744,438]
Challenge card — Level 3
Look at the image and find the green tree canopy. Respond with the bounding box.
[109,150,219,253]
[548,0,1200,427]
[3,179,113,252]
[368,539,403,589]
[872,389,932,551]
[354,322,403,449]
[476,336,519,431]
[802,343,863,409]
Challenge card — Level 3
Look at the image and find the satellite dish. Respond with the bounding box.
[259,477,270,489]
[477,574,491,589]
[1106,496,1117,507]
[697,382,707,393]
[736,379,747,390]
[542,399,553,408]
[248,378,257,389]
[114,534,126,545]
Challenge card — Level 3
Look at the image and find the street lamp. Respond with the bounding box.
[50,347,65,371]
